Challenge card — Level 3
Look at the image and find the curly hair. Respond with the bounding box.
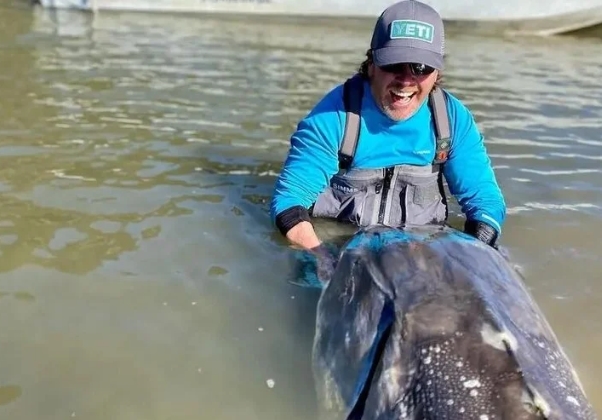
[357,49,443,87]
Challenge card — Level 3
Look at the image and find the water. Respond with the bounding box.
[0,2,601,419]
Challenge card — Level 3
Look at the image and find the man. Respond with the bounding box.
[270,0,506,279]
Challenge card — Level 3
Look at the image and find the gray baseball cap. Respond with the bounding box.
[370,0,445,70]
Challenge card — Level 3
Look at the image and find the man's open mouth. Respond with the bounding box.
[390,88,417,106]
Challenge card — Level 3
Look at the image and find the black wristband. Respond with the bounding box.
[464,219,498,246]
[275,205,311,236]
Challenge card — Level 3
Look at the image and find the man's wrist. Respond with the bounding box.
[275,205,311,236]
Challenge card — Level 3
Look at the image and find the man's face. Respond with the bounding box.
[369,62,438,121]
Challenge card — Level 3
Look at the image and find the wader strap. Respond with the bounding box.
[339,75,364,171]
[429,87,451,166]
[338,79,451,170]
[430,87,451,215]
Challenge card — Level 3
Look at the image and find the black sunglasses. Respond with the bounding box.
[380,63,436,76]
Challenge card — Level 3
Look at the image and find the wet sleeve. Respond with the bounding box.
[442,96,507,234]
[269,88,344,224]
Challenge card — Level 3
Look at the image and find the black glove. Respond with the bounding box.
[464,219,498,247]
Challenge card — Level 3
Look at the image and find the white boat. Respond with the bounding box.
[34,0,602,36]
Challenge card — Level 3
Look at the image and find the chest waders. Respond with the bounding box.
[311,74,452,228]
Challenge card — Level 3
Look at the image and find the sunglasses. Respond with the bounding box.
[380,63,436,76]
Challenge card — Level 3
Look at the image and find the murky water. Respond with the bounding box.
[0,2,601,419]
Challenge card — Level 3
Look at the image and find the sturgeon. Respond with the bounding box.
[312,224,597,420]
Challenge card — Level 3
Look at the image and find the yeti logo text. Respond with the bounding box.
[390,20,434,43]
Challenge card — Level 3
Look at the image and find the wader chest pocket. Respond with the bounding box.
[311,172,381,227]
[404,176,446,225]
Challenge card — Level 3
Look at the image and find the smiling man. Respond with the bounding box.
[270,0,506,279]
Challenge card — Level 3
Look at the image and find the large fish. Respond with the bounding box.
[312,224,597,420]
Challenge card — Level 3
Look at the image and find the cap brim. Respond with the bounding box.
[373,46,443,70]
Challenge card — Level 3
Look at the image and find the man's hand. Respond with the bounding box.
[285,221,340,286]
[286,221,321,250]
[310,243,340,285]
[287,220,340,283]
[464,219,498,248]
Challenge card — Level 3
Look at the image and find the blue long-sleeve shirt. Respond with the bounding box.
[270,78,506,234]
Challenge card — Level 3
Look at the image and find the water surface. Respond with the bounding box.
[0,3,601,419]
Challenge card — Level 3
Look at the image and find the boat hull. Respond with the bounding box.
[35,0,602,35]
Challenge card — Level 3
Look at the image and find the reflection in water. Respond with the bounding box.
[0,4,599,419]
[0,386,21,406]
